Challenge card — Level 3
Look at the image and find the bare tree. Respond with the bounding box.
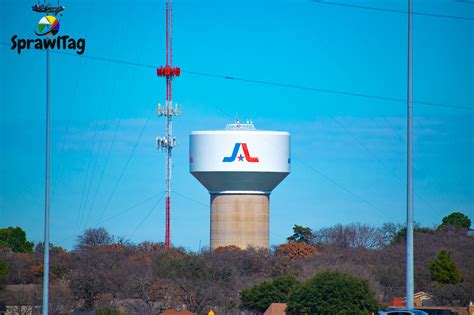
[75,228,113,251]
[379,223,403,246]
[153,252,233,314]
[49,280,74,315]
[314,223,384,249]
[68,245,129,310]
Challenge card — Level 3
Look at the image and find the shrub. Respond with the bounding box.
[240,275,299,313]
[286,271,378,315]
[429,250,462,284]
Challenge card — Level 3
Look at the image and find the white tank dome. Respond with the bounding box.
[189,122,290,194]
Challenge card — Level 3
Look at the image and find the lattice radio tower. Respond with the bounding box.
[156,0,181,250]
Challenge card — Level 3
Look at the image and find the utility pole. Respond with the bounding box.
[43,46,51,315]
[156,0,181,250]
[406,0,414,309]
[32,3,64,313]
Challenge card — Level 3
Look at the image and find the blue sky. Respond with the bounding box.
[1,0,472,251]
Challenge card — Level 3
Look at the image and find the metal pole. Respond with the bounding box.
[406,0,414,309]
[42,48,50,315]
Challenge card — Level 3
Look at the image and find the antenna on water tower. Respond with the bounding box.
[156,0,181,250]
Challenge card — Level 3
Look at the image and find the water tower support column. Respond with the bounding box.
[210,194,269,250]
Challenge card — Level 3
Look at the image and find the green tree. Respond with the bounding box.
[287,225,314,244]
[0,227,34,253]
[429,250,462,284]
[440,212,471,230]
[286,271,378,315]
[240,275,299,313]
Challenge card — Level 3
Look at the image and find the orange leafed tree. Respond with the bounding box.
[276,242,319,261]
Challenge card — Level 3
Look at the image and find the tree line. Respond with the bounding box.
[0,212,472,314]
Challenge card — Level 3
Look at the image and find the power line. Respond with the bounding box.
[382,116,406,144]
[79,108,106,232]
[12,48,471,112]
[184,71,474,111]
[270,232,289,241]
[84,116,122,227]
[172,190,208,208]
[330,117,446,218]
[100,191,164,225]
[380,117,459,219]
[254,118,394,222]
[56,191,164,246]
[73,108,101,238]
[81,82,117,229]
[81,115,113,230]
[2,45,469,111]
[97,105,154,223]
[51,111,71,202]
[311,0,474,21]
[128,192,165,239]
[81,122,111,230]
[51,49,156,69]
[332,117,392,168]
[292,156,390,220]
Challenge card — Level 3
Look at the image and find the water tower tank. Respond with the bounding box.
[189,122,290,249]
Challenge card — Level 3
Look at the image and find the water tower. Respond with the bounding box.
[189,121,290,250]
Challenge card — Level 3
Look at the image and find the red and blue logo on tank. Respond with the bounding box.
[222,143,259,163]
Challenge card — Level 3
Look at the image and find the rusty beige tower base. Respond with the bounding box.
[211,194,269,249]
[189,122,290,250]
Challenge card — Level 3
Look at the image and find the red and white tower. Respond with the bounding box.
[156,0,180,250]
